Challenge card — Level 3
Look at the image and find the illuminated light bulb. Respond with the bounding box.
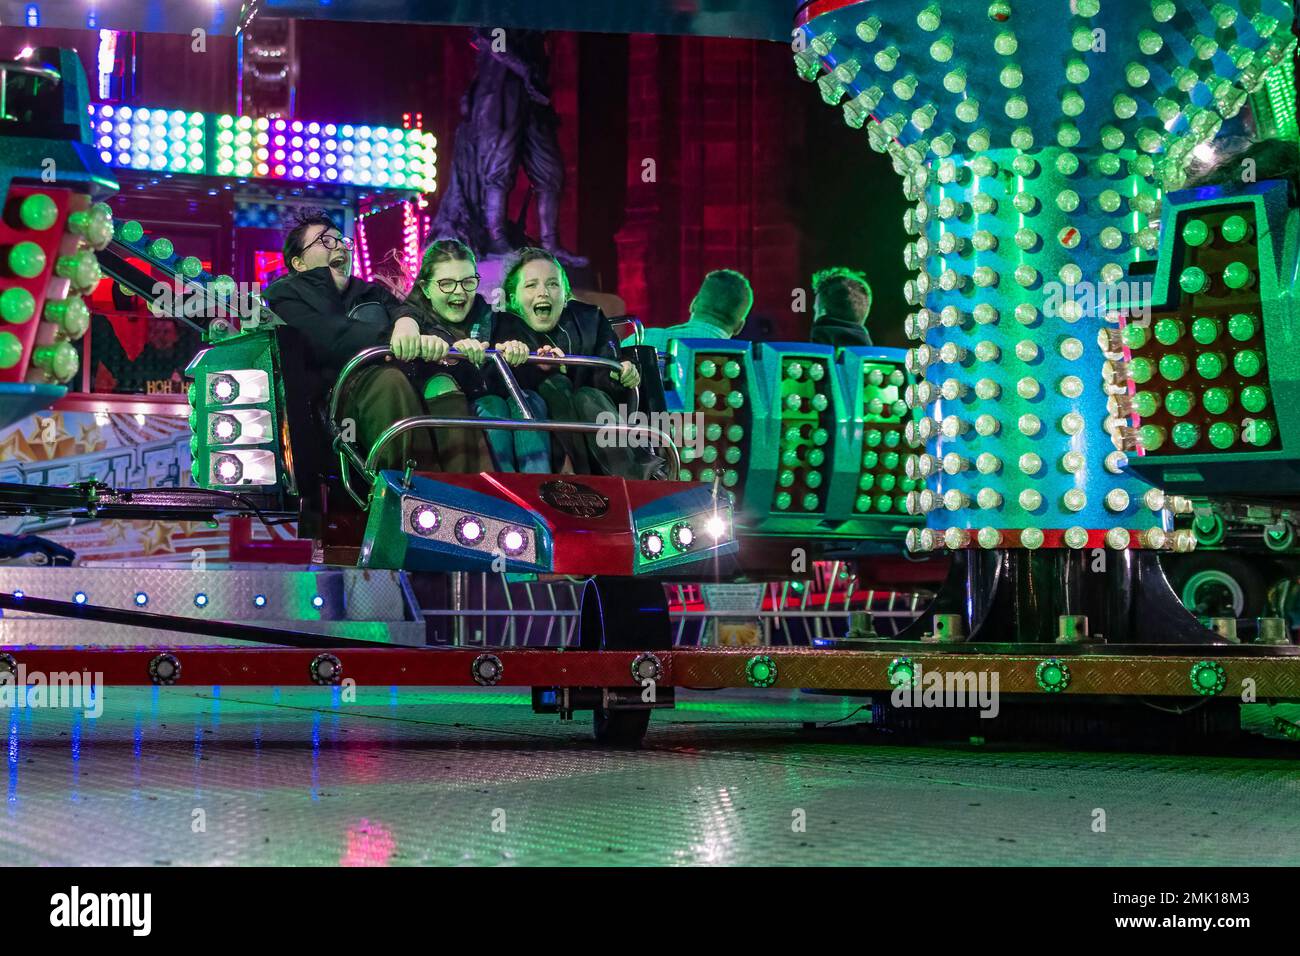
[1100,262,1125,285]
[944,489,970,512]
[1063,526,1089,550]
[1019,414,1042,437]
[954,99,980,123]
[944,527,971,550]
[1065,57,1090,84]
[1013,228,1039,251]
[1105,527,1131,550]
[1014,340,1040,363]
[1020,489,1043,511]
[1061,489,1088,515]
[1069,25,1094,52]
[905,529,926,553]
[1016,377,1041,400]
[999,63,1023,89]
[1099,227,1124,250]
[1021,527,1045,550]
[1014,303,1039,326]
[975,414,1000,437]
[974,341,1000,363]
[1011,154,1036,177]
[971,229,998,252]
[937,232,967,255]
[940,377,967,401]
[916,454,942,478]
[1191,35,1217,61]
[1014,264,1038,288]
[972,266,998,288]
[1019,452,1042,475]
[916,418,939,441]
[1004,96,1029,120]
[874,45,901,71]
[1061,411,1086,435]
[1104,451,1128,475]
[942,453,971,475]
[938,269,966,291]
[977,488,1002,510]
[1012,126,1034,150]
[938,342,967,364]
[1055,189,1080,213]
[943,68,968,94]
[974,377,1001,401]
[976,452,1002,475]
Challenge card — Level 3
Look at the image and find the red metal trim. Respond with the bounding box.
[228,514,313,564]
[54,391,190,417]
[794,0,863,28]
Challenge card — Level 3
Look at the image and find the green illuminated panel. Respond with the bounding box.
[855,362,912,516]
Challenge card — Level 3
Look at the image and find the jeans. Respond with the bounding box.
[344,363,492,473]
[475,391,551,473]
[536,375,665,481]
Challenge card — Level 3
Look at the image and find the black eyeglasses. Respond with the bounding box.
[302,232,354,254]
[435,275,481,294]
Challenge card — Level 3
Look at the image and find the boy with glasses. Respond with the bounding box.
[264,210,446,472]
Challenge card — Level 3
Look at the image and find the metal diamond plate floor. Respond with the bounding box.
[2,687,1297,866]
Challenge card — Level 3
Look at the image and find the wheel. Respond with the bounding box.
[580,577,669,745]
[592,707,651,747]
[578,576,671,651]
[1163,553,1268,619]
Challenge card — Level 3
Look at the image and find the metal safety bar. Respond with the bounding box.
[363,416,681,481]
[330,345,661,505]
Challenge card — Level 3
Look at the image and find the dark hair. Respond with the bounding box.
[691,269,753,332]
[812,267,873,326]
[503,247,569,310]
[282,210,342,270]
[404,237,477,320]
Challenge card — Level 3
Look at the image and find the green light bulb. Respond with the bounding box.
[18,193,59,231]
[1165,390,1194,417]
[859,473,875,491]
[1179,267,1210,295]
[862,451,878,469]
[1133,391,1159,417]
[778,469,796,488]
[1182,218,1209,247]
[805,493,821,511]
[1130,356,1155,384]
[854,494,870,512]
[1159,354,1188,381]
[0,331,22,369]
[8,241,46,278]
[1221,215,1250,243]
[116,220,145,243]
[1227,313,1257,341]
[1195,352,1225,380]
[1203,387,1232,415]
[1223,262,1254,290]
[775,492,792,511]
[1139,424,1167,451]
[1233,350,1262,377]
[1246,419,1275,447]
[1208,422,1238,449]
[1123,324,1148,349]
[1190,316,1221,345]
[1154,318,1184,345]
[1172,422,1200,449]
[0,287,35,324]
[1241,386,1270,414]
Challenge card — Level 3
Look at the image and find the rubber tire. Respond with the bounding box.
[580,577,669,746]
[592,707,651,747]
[1162,552,1268,619]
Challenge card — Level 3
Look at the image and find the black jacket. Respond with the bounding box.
[393,294,499,400]
[492,300,625,395]
[810,315,873,348]
[263,267,401,398]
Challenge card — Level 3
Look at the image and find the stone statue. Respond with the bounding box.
[431,28,588,268]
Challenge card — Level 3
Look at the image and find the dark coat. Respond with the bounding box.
[810,316,874,348]
[263,266,401,400]
[392,294,499,400]
[492,300,625,395]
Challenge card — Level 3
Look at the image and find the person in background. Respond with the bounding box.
[394,238,548,472]
[264,210,445,472]
[622,269,753,350]
[809,266,874,348]
[495,248,667,480]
